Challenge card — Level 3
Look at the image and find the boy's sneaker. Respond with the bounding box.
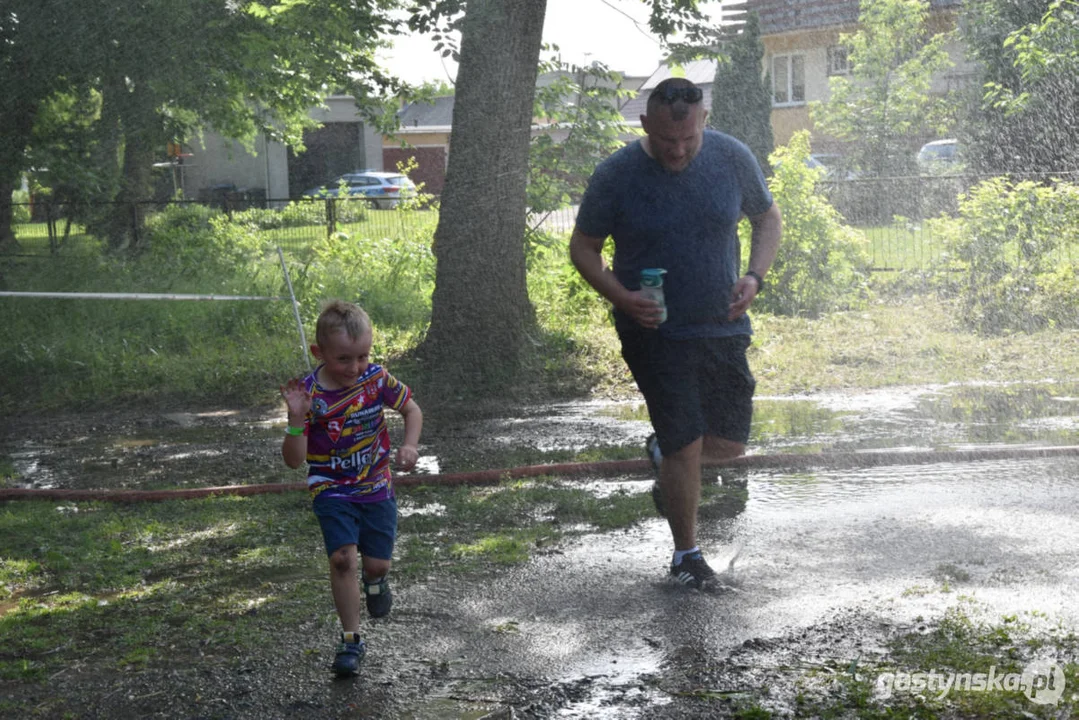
[646,434,665,517]
[363,576,393,618]
[332,634,366,677]
[670,550,717,590]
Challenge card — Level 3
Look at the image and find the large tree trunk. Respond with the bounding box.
[420,0,547,389]
[90,80,157,250]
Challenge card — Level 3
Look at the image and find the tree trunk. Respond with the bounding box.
[0,103,37,251]
[420,0,547,389]
[92,80,157,250]
[0,179,16,251]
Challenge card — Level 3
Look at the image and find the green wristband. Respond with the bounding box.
[285,425,306,436]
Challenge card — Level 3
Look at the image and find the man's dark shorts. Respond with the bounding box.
[313,494,397,559]
[618,326,756,456]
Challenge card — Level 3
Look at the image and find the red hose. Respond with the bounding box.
[1,446,1076,504]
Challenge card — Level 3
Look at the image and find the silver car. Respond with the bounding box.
[303,171,417,209]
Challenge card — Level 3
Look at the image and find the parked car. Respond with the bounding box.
[917,139,960,171]
[775,153,857,180]
[303,171,417,209]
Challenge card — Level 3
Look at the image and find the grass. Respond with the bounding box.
[3,204,1079,715]
[860,222,948,271]
[784,598,1079,719]
[749,299,1079,395]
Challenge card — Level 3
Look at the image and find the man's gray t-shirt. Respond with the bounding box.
[575,129,773,339]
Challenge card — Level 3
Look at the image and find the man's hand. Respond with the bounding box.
[727,274,761,321]
[621,291,666,329]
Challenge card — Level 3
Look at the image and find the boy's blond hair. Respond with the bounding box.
[315,300,371,347]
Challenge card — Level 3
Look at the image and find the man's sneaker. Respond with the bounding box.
[670,550,718,590]
[646,434,666,517]
[364,576,393,618]
[332,634,366,677]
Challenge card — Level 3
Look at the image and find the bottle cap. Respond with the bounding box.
[640,268,667,287]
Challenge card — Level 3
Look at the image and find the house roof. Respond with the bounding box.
[743,0,962,36]
[396,95,455,131]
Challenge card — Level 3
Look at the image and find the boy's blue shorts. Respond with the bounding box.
[312,495,397,560]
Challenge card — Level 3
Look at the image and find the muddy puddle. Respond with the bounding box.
[5,380,1077,491]
[2,380,1078,717]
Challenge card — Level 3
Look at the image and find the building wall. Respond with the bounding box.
[181,132,289,202]
[383,145,448,195]
[184,95,384,203]
[382,130,452,196]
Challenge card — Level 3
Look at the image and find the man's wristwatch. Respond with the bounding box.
[745,270,765,292]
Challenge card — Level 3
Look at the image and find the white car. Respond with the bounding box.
[917,139,960,170]
[303,171,417,209]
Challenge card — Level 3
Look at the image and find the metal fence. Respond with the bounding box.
[4,197,436,257]
[5,172,1076,271]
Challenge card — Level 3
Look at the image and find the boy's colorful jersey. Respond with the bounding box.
[302,363,411,503]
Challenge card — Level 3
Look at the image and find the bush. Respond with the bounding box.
[11,189,31,223]
[230,198,368,230]
[298,225,435,341]
[749,131,872,317]
[927,178,1079,332]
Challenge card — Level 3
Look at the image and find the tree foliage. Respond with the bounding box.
[3,0,408,248]
[748,131,872,317]
[708,12,774,174]
[960,0,1079,174]
[810,0,955,177]
[529,57,636,217]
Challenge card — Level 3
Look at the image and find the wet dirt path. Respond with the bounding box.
[2,381,1078,717]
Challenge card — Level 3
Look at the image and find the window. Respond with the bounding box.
[772,54,805,105]
[827,45,850,76]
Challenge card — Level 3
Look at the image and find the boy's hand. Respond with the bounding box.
[279,378,312,418]
[395,445,419,472]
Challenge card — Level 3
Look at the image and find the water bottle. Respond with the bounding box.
[639,268,668,324]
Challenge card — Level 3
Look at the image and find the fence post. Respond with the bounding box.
[131,202,140,248]
[46,202,58,255]
[326,199,337,237]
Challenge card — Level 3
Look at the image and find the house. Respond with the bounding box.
[739,0,974,149]
[385,95,455,196]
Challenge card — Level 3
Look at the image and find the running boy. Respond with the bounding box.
[280,300,423,678]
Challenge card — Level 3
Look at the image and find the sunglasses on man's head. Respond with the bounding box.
[650,85,704,104]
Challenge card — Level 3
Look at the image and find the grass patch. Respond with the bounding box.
[0,476,681,693]
[750,300,1079,395]
[785,599,1079,719]
[861,222,948,271]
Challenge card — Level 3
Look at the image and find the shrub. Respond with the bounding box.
[749,131,872,317]
[230,198,368,230]
[927,178,1079,332]
[11,189,31,223]
[299,224,435,339]
[139,203,270,288]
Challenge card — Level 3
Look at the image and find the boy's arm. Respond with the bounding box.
[281,422,308,469]
[394,399,423,471]
[280,379,311,469]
